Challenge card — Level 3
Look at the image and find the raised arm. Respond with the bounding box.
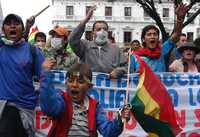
[171,3,189,43]
[68,6,96,57]
[39,59,65,117]
[23,16,35,41]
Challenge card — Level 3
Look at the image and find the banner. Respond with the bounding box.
[35,72,200,137]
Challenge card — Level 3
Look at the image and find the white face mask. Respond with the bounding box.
[1,37,14,46]
[95,30,108,45]
[34,42,45,48]
[51,37,63,50]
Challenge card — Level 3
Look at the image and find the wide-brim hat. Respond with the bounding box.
[178,42,200,54]
[49,25,68,37]
[2,14,24,30]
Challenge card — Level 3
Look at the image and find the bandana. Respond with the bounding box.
[133,43,161,59]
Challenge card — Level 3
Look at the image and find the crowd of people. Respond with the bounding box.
[0,2,199,137]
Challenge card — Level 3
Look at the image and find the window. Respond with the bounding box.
[163,8,169,17]
[124,31,132,43]
[124,7,131,16]
[66,6,73,16]
[86,6,92,15]
[105,7,112,16]
[85,31,92,41]
[187,32,193,42]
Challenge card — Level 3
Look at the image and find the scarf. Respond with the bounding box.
[133,44,161,59]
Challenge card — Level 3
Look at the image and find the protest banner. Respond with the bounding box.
[35,72,200,137]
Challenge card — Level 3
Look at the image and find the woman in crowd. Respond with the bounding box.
[169,42,200,72]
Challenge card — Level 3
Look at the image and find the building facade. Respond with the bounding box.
[52,0,200,47]
[0,1,3,32]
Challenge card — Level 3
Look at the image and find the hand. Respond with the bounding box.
[109,70,118,79]
[42,58,56,71]
[119,104,132,122]
[26,16,35,29]
[175,3,189,21]
[45,36,52,49]
[82,5,96,24]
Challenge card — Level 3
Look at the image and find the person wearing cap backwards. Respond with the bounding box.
[44,25,78,70]
[169,42,200,72]
[0,14,44,137]
[40,60,131,137]
[68,6,127,79]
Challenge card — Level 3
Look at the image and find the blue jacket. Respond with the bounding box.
[130,39,175,72]
[0,40,44,109]
[40,71,124,137]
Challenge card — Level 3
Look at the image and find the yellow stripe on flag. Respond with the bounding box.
[148,132,159,137]
[136,70,160,119]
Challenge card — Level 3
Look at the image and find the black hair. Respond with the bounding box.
[180,33,187,37]
[66,63,92,82]
[141,25,159,45]
[131,40,140,45]
[34,32,46,42]
[2,14,24,31]
[92,20,109,31]
[194,37,200,48]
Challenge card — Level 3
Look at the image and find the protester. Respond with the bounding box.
[193,37,200,61]
[68,6,127,79]
[0,13,44,137]
[169,42,200,72]
[168,33,188,64]
[130,3,188,72]
[130,39,141,52]
[40,61,131,137]
[44,25,78,70]
[34,31,46,50]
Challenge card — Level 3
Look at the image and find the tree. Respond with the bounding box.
[136,0,200,42]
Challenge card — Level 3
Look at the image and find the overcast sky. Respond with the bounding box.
[1,0,53,34]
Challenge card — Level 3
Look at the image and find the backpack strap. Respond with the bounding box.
[30,45,36,76]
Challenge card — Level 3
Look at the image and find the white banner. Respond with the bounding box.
[35,72,200,137]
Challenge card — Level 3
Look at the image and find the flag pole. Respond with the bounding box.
[125,48,131,105]
[34,5,50,18]
[122,48,131,134]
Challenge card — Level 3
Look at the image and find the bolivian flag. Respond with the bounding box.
[130,56,182,137]
[28,26,39,44]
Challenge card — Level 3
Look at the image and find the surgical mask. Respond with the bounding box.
[51,37,63,50]
[34,42,45,48]
[95,30,108,45]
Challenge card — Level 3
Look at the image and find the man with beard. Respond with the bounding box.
[0,14,44,137]
[40,61,131,137]
[130,3,188,72]
[68,6,127,79]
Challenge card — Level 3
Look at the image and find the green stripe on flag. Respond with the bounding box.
[131,95,175,137]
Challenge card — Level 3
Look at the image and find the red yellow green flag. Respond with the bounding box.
[130,55,182,137]
[28,26,39,44]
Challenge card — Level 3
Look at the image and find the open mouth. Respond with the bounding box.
[150,40,156,44]
[9,30,17,37]
[70,89,80,100]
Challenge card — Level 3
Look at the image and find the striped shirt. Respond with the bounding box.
[68,97,89,137]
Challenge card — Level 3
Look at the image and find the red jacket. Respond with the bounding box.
[47,92,98,137]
